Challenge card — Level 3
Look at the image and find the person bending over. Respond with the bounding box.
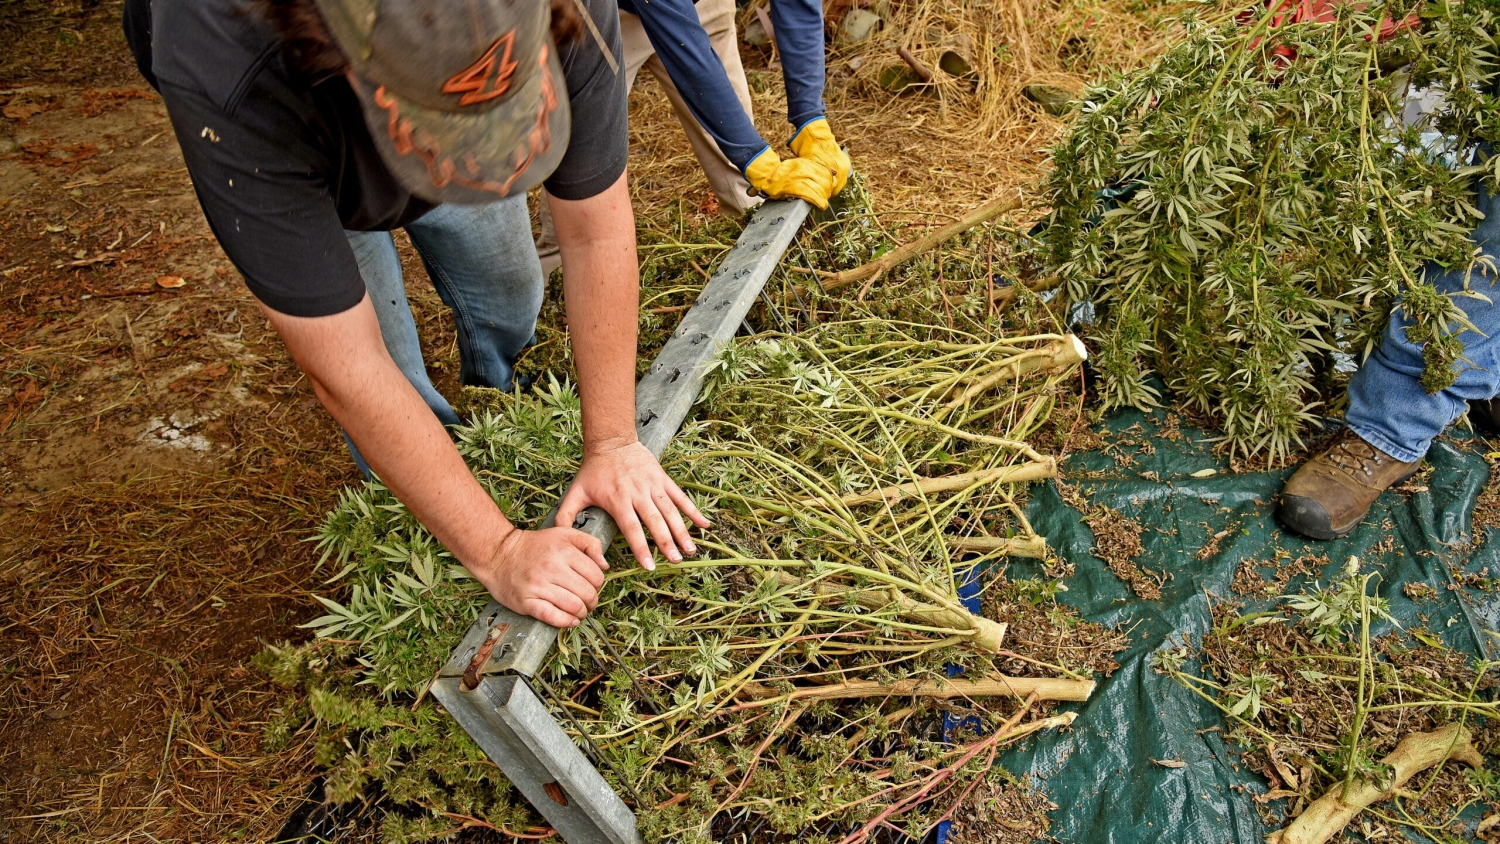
[123,0,706,627]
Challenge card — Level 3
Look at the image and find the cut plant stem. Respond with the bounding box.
[765,570,1007,652]
[942,335,1087,411]
[733,675,1096,708]
[800,459,1057,509]
[1266,724,1483,844]
[949,534,1048,558]
[807,190,1023,293]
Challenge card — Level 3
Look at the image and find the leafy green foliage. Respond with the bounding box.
[1224,671,1279,720]
[262,321,1087,842]
[1039,2,1500,460]
[1284,556,1398,645]
[257,641,538,838]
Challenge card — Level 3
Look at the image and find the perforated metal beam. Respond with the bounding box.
[430,199,811,844]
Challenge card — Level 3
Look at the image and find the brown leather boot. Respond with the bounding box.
[1276,429,1420,540]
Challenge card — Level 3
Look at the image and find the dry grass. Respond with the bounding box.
[836,0,1178,213]
[626,0,1187,229]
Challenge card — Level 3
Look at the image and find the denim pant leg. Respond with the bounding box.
[342,230,462,475]
[403,196,545,392]
[1345,178,1500,463]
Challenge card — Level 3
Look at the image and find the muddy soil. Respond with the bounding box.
[0,3,460,840]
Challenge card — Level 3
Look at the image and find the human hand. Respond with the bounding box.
[789,117,851,196]
[743,148,836,210]
[556,438,710,571]
[472,526,608,628]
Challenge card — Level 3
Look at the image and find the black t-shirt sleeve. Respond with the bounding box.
[542,0,629,201]
[122,0,157,90]
[159,82,366,317]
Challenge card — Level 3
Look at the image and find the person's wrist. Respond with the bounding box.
[472,519,522,592]
[583,432,639,457]
[466,512,518,576]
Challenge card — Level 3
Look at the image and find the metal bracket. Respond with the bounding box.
[430,199,811,843]
[433,671,638,844]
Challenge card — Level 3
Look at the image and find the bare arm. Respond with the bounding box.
[262,294,607,628]
[548,172,709,569]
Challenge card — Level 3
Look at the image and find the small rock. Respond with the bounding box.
[938,50,975,80]
[1023,83,1076,116]
[876,64,924,93]
[743,16,772,49]
[836,9,882,49]
[42,707,66,720]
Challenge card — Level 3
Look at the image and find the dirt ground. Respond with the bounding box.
[0,2,362,840]
[0,1,1130,841]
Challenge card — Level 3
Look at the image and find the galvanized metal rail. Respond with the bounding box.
[430,199,812,844]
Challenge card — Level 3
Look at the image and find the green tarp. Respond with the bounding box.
[1000,407,1498,843]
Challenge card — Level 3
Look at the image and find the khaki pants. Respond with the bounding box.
[537,0,760,274]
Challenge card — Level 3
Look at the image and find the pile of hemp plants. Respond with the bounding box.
[1153,558,1499,841]
[257,316,1102,843]
[1037,0,1500,462]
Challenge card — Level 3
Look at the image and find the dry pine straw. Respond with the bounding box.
[626,0,1192,230]
[0,415,353,842]
[830,0,1188,217]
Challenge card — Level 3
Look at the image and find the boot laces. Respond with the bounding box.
[1326,433,1384,478]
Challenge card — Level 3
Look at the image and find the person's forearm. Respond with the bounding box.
[548,174,641,453]
[770,0,827,128]
[546,173,710,569]
[266,297,515,568]
[629,0,768,171]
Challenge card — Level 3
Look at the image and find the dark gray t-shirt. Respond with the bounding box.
[123,0,627,317]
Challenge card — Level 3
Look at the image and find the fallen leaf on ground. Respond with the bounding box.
[3,99,49,120]
[1253,789,1302,804]
[697,190,720,216]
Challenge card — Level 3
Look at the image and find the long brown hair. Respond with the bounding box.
[255,0,584,78]
[254,0,346,77]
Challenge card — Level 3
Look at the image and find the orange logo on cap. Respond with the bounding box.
[442,32,518,106]
[372,44,557,199]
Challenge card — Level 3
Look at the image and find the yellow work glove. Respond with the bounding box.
[743,147,836,210]
[789,117,851,197]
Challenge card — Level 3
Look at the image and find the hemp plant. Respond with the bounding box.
[259,318,1094,843]
[1038,0,1500,461]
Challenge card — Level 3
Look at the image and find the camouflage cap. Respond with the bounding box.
[314,0,571,203]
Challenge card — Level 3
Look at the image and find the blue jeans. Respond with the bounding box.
[1346,175,1500,463]
[343,196,545,472]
